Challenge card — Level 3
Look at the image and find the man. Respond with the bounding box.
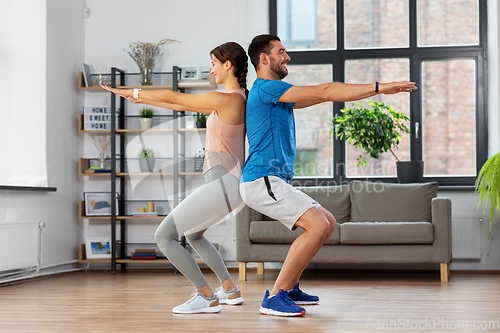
[240,34,417,317]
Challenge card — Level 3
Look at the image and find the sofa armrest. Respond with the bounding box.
[431,197,452,263]
[235,204,252,262]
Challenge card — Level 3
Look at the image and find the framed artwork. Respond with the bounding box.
[84,192,119,216]
[85,237,111,259]
[181,65,201,80]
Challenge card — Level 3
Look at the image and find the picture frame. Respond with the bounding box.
[84,192,119,216]
[85,237,111,259]
[180,65,201,80]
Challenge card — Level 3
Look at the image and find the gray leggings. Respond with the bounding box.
[154,166,243,289]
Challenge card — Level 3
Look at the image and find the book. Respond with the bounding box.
[132,253,157,260]
[84,169,111,174]
[131,256,156,260]
[135,249,156,253]
[81,63,93,87]
[132,252,156,257]
[132,212,158,216]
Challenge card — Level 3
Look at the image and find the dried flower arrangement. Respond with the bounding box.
[125,38,179,85]
[91,135,111,157]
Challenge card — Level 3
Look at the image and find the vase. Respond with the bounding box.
[99,153,105,169]
[140,66,153,85]
[139,158,156,173]
[396,161,424,183]
[196,122,206,128]
[140,118,153,129]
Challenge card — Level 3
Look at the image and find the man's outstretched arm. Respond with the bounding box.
[280,81,416,105]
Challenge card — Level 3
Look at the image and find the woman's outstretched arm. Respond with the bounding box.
[100,84,239,115]
[134,98,212,114]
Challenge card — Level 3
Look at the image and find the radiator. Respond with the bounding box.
[0,221,45,272]
[452,218,482,259]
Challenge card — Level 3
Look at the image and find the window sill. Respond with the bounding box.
[438,185,475,192]
[0,186,57,192]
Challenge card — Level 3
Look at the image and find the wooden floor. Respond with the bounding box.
[1,269,499,333]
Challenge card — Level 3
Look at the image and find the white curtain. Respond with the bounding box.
[0,0,47,187]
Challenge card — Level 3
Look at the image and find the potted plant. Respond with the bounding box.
[475,151,500,240]
[196,112,207,128]
[331,99,422,183]
[139,107,154,129]
[138,147,155,173]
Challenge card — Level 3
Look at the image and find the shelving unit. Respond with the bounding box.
[78,244,205,264]
[79,66,212,272]
[78,71,217,91]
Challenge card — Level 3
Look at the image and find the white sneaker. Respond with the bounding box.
[216,286,244,305]
[172,292,223,314]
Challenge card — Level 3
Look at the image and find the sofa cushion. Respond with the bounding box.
[296,185,350,223]
[349,181,438,222]
[340,222,434,245]
[249,220,340,245]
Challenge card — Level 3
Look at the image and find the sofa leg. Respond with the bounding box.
[440,263,450,283]
[239,262,247,281]
[257,262,264,275]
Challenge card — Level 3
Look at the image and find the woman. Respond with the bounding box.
[101,41,247,314]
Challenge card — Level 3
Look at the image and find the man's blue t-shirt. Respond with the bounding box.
[241,78,296,183]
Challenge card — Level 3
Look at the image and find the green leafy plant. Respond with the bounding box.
[196,113,207,123]
[140,107,154,118]
[331,99,410,167]
[475,151,500,240]
[137,147,155,158]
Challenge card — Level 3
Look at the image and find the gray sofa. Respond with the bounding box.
[236,181,452,282]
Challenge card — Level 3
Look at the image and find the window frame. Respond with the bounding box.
[270,0,488,187]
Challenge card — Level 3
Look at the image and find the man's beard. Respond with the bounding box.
[270,57,288,79]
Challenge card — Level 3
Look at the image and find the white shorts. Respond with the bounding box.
[240,176,321,231]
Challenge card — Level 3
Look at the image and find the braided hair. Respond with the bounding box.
[210,42,249,97]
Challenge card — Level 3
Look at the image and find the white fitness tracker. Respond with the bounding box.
[133,88,142,99]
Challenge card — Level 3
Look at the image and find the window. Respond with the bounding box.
[422,59,477,177]
[0,0,48,188]
[345,58,410,177]
[276,0,336,50]
[285,64,334,178]
[270,0,486,186]
[417,0,479,47]
[345,0,409,49]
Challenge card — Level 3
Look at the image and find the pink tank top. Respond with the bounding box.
[204,89,246,179]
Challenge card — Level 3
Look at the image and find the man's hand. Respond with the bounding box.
[379,81,417,95]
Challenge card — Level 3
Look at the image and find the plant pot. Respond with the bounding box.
[196,122,206,128]
[140,118,153,129]
[397,161,424,183]
[139,158,156,173]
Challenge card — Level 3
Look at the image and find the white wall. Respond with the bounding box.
[0,0,85,278]
[488,0,500,155]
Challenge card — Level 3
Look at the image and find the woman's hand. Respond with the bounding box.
[380,81,417,95]
[100,84,138,103]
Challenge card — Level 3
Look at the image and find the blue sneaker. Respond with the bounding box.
[287,282,319,305]
[259,290,306,317]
